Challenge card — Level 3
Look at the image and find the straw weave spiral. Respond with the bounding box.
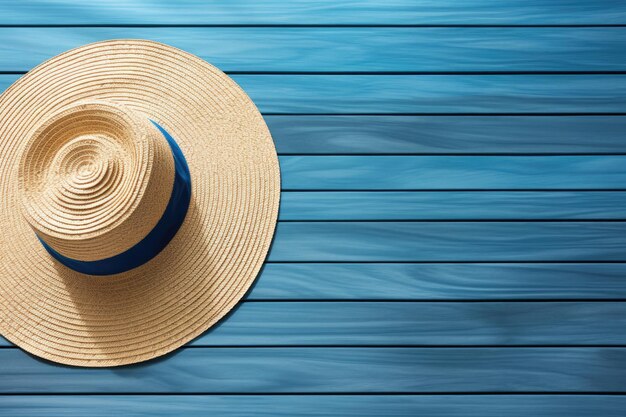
[18,101,175,261]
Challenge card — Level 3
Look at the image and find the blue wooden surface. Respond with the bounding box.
[1,28,626,72]
[6,347,626,393]
[2,395,626,417]
[267,116,626,154]
[279,156,626,190]
[268,222,626,261]
[249,263,626,300]
[0,1,624,25]
[1,1,626,416]
[279,192,626,219]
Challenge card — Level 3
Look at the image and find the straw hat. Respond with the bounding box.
[0,40,280,367]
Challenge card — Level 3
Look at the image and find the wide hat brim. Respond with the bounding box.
[0,40,280,366]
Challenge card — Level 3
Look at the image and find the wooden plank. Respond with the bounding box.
[0,1,623,25]
[4,301,626,347]
[279,156,626,190]
[191,302,626,346]
[210,75,626,114]
[280,192,626,219]
[4,347,626,393]
[3,395,626,417]
[3,74,626,114]
[1,28,626,72]
[250,263,626,300]
[268,222,626,261]
[268,116,626,154]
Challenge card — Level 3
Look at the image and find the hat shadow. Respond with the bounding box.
[51,197,214,369]
[43,194,276,370]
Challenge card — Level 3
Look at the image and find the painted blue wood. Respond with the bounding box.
[3,301,626,347]
[239,75,626,114]
[1,2,626,414]
[0,1,623,24]
[4,347,626,393]
[268,116,626,155]
[279,156,626,190]
[1,28,626,72]
[249,263,626,300]
[193,302,626,346]
[268,222,626,261]
[3,74,626,114]
[4,113,626,156]
[280,192,626,220]
[85,301,626,347]
[2,395,626,417]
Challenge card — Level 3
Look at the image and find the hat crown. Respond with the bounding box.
[18,100,175,262]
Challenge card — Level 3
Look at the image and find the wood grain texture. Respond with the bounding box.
[1,2,626,413]
[4,347,626,393]
[249,263,626,300]
[279,192,626,220]
[1,28,626,72]
[268,222,626,261]
[3,395,626,417]
[279,156,626,190]
[225,75,626,114]
[267,116,626,154]
[3,74,626,114]
[0,1,623,24]
[3,301,626,347]
[189,302,626,346]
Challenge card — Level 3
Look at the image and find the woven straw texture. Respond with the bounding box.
[0,40,281,367]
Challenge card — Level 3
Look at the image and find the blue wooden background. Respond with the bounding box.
[2,1,626,415]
